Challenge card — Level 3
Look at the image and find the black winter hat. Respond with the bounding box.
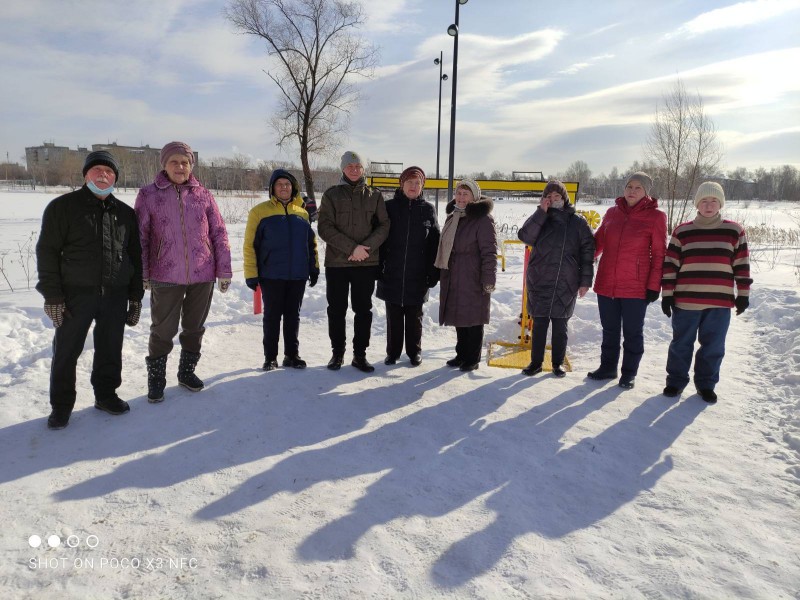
[83,150,120,180]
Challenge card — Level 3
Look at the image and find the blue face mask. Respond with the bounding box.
[87,181,115,196]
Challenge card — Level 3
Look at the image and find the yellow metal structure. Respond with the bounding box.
[367,176,579,199]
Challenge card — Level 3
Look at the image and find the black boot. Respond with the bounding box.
[587,368,618,380]
[47,408,71,430]
[351,355,375,373]
[178,350,204,391]
[522,362,542,376]
[145,355,168,403]
[327,352,344,370]
[94,394,130,415]
[282,355,307,369]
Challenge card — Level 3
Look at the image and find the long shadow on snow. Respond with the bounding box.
[194,373,523,523]
[193,378,705,589]
[50,366,453,500]
[429,391,708,587]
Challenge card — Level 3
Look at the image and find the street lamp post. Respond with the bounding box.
[446,0,469,204]
[434,52,448,215]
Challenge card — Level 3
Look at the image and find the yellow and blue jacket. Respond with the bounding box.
[243,194,319,282]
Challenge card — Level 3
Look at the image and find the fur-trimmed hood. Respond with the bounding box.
[445,196,494,217]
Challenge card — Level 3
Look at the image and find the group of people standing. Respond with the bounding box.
[35,145,751,431]
[517,171,751,403]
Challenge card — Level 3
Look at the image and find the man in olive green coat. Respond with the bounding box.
[317,151,390,373]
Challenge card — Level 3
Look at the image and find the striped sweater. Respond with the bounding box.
[662,213,752,310]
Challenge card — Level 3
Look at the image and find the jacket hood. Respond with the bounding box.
[445,196,494,217]
[155,170,201,190]
[269,169,300,199]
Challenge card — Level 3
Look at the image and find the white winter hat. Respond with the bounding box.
[694,181,725,209]
[456,178,481,201]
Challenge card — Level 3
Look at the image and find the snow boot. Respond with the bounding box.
[178,350,204,392]
[145,355,168,403]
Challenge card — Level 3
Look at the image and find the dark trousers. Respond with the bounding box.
[666,307,730,391]
[531,316,569,367]
[385,301,423,359]
[325,266,377,357]
[455,325,484,365]
[148,282,214,357]
[261,278,306,359]
[50,290,128,410]
[597,294,648,378]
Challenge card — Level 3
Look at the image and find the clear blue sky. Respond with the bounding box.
[1,0,798,178]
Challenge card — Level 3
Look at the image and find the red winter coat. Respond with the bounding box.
[593,196,667,299]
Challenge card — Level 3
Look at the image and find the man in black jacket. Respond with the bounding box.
[36,150,144,430]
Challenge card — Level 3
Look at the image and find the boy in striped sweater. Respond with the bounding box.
[660,182,752,403]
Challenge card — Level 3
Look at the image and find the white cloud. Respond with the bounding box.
[674,0,800,36]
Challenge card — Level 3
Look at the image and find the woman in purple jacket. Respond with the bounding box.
[135,141,232,402]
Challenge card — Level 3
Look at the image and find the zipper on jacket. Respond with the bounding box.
[177,186,190,284]
[547,214,570,315]
[281,200,295,279]
[400,202,412,306]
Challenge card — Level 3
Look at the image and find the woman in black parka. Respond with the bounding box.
[377,166,440,366]
[518,180,595,377]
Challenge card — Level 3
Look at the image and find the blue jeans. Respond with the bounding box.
[597,295,648,378]
[666,307,730,391]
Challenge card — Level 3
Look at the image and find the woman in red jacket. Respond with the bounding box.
[589,172,667,389]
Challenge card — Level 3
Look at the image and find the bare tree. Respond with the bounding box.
[225,0,378,199]
[562,160,592,198]
[646,79,722,229]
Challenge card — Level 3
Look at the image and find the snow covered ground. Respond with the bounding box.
[1,190,798,599]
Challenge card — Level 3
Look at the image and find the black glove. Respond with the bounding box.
[735,296,749,315]
[646,289,660,303]
[44,300,70,328]
[246,278,259,291]
[126,300,141,327]
[308,272,318,288]
[661,296,674,318]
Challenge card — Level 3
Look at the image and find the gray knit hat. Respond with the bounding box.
[340,150,364,171]
[694,181,725,209]
[625,171,653,195]
[456,178,481,201]
[82,150,120,180]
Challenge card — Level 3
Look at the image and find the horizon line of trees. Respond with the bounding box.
[2,156,798,202]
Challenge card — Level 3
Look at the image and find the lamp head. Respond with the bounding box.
[458,0,469,4]
[434,57,441,65]
[447,24,458,36]
[442,74,448,81]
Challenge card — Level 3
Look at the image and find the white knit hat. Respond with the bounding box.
[456,178,481,201]
[694,181,725,209]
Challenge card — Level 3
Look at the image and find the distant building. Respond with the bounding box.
[24,142,199,188]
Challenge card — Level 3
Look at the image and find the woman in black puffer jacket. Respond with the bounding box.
[518,180,595,377]
[377,167,440,366]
